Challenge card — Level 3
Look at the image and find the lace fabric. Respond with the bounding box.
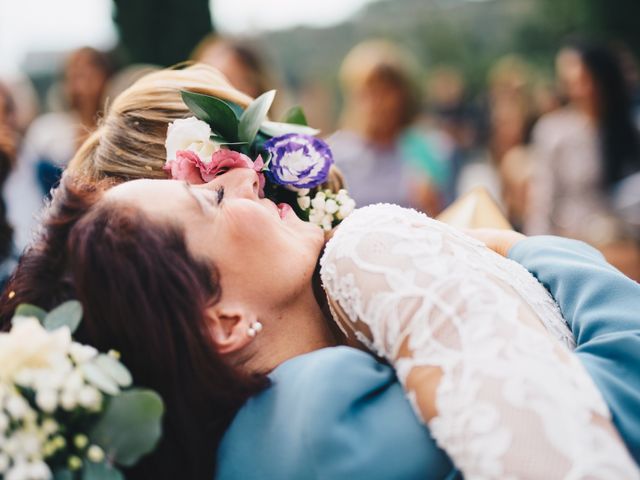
[320,204,638,479]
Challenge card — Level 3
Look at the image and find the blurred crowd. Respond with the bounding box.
[1,33,640,287]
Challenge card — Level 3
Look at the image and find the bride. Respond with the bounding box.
[2,65,639,479]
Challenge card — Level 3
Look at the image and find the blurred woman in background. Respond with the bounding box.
[527,38,640,241]
[526,38,640,278]
[329,40,449,215]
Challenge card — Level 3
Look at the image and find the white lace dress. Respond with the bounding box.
[320,204,638,480]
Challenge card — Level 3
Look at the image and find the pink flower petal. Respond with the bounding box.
[166,150,205,184]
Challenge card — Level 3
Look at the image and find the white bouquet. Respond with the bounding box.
[0,302,163,480]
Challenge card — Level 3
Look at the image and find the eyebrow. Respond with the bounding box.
[182,182,207,213]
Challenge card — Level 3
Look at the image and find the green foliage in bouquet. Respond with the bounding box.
[0,301,164,480]
[180,89,319,158]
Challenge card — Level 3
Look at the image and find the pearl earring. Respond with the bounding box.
[247,321,263,338]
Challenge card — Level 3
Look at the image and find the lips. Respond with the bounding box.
[277,203,292,219]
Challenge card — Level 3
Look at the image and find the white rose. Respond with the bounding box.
[35,390,57,413]
[165,117,221,165]
[335,189,350,204]
[308,209,324,226]
[0,319,71,382]
[62,369,84,394]
[337,199,356,220]
[311,194,326,212]
[77,386,102,411]
[321,214,334,232]
[27,462,50,480]
[69,344,97,365]
[297,196,311,210]
[324,199,338,214]
[5,394,29,420]
[5,463,28,480]
[59,390,77,411]
[0,413,8,432]
[40,419,58,436]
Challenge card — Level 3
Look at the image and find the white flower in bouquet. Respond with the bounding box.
[0,318,71,381]
[297,188,356,232]
[165,116,221,164]
[0,301,165,479]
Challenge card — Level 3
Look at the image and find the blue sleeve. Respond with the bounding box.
[509,235,640,464]
[216,347,457,480]
[300,348,455,480]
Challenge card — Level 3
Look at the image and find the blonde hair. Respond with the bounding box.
[67,63,345,190]
[67,64,252,182]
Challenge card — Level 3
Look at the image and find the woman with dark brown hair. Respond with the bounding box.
[4,167,640,479]
[1,175,272,479]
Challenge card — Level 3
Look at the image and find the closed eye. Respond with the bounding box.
[216,186,225,205]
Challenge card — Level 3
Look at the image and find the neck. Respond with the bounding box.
[241,286,337,375]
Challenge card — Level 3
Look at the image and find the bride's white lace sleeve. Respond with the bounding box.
[320,204,638,479]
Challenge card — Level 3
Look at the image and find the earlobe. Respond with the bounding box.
[207,306,259,355]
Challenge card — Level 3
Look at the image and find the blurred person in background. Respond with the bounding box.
[329,40,449,215]
[6,47,114,251]
[423,65,482,206]
[526,38,640,278]
[0,83,19,287]
[28,47,114,193]
[191,35,277,100]
[426,66,484,205]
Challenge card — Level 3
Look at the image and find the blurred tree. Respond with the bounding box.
[515,0,640,62]
[113,0,214,66]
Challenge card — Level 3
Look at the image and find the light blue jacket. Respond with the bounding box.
[216,236,640,479]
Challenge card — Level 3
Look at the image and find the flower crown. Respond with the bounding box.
[164,90,355,230]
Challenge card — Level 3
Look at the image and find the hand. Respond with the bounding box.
[465,228,526,257]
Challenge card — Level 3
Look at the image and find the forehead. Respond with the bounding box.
[104,179,188,217]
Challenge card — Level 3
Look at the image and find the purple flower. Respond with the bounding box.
[264,134,333,188]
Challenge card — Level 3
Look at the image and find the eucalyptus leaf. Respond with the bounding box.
[94,354,133,388]
[181,91,239,141]
[53,469,73,480]
[81,362,120,396]
[239,90,276,145]
[82,462,125,480]
[260,121,320,138]
[14,303,47,323]
[43,300,83,334]
[90,389,164,467]
[282,106,308,126]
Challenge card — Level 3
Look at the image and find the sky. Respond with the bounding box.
[0,0,380,73]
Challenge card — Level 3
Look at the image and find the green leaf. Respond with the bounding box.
[14,303,47,323]
[81,362,120,396]
[282,106,308,126]
[43,300,83,334]
[181,91,240,141]
[93,354,133,388]
[90,389,164,467]
[238,90,276,145]
[82,462,125,480]
[53,469,74,480]
[260,121,320,138]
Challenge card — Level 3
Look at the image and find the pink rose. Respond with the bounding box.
[199,150,254,182]
[163,150,205,184]
[164,149,265,196]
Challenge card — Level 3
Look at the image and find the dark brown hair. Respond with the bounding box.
[0,177,268,479]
